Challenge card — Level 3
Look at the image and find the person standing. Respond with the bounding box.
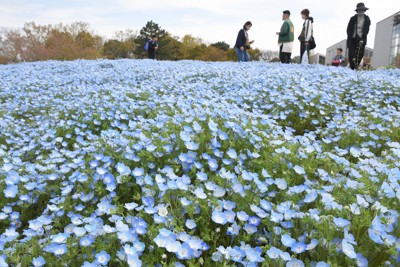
[346,3,371,70]
[332,48,346,67]
[234,21,254,62]
[147,35,159,60]
[298,9,314,63]
[276,10,294,64]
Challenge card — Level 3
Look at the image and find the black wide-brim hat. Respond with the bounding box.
[355,2,369,11]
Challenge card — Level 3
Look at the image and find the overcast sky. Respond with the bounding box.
[1,0,399,56]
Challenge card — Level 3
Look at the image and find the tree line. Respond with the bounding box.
[0,21,280,64]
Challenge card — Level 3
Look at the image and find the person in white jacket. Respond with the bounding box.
[298,9,314,63]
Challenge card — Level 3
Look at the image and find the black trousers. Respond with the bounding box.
[348,37,365,70]
[279,44,291,64]
[300,42,310,63]
[148,50,156,60]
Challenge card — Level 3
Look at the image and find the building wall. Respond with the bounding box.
[372,14,395,67]
[372,12,400,68]
[310,53,326,65]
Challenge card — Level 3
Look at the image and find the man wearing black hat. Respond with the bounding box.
[346,3,371,70]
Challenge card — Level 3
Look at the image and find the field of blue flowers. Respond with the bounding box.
[0,59,399,267]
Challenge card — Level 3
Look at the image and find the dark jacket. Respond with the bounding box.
[278,20,294,43]
[148,40,158,51]
[234,29,247,49]
[347,14,371,46]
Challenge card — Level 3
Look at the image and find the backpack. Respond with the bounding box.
[144,41,150,51]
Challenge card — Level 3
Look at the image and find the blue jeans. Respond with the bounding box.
[235,47,250,62]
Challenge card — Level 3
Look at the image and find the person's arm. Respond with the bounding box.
[278,22,289,37]
[305,20,312,42]
[364,16,371,37]
[346,17,354,37]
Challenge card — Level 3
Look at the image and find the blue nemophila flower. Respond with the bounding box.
[51,233,70,243]
[243,224,258,234]
[80,235,95,247]
[95,251,111,266]
[125,202,139,211]
[32,256,46,267]
[341,239,357,259]
[356,253,368,267]
[44,243,68,256]
[212,252,223,262]
[96,167,108,175]
[0,255,7,267]
[356,195,369,208]
[212,210,228,225]
[281,234,296,247]
[267,247,282,259]
[3,185,18,198]
[127,254,142,267]
[224,210,236,223]
[286,259,305,267]
[334,217,351,228]
[208,158,218,171]
[248,216,261,226]
[307,239,319,250]
[291,242,307,254]
[227,222,241,236]
[208,120,219,132]
[275,178,288,190]
[237,211,249,222]
[185,219,197,230]
[227,148,238,159]
[228,246,244,262]
[176,242,194,260]
[185,141,199,150]
[380,182,396,198]
[304,191,318,203]
[315,262,330,267]
[368,227,384,244]
[4,228,19,241]
[132,167,144,177]
[166,240,182,253]
[270,210,284,223]
[116,162,131,176]
[293,165,306,175]
[259,200,272,211]
[193,187,207,199]
[196,172,208,182]
[244,246,264,263]
[192,121,202,133]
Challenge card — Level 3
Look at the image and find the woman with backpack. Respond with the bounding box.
[234,21,254,62]
[298,9,314,63]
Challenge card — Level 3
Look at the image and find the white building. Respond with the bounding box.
[310,53,326,65]
[325,39,373,67]
[372,11,400,68]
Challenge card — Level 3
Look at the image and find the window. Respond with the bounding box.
[389,19,400,64]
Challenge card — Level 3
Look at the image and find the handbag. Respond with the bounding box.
[309,36,316,50]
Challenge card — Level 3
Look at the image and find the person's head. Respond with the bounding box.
[337,48,343,55]
[243,21,252,31]
[355,2,368,15]
[301,9,310,19]
[282,10,291,20]
[151,35,158,41]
